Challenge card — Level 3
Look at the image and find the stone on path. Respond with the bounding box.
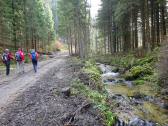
[61,87,71,97]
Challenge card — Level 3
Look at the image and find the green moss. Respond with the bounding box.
[132,64,152,76]
[131,66,144,78]
[124,72,135,81]
[83,60,101,83]
[124,64,153,81]
[136,56,154,66]
[142,73,158,83]
[78,58,117,124]
[133,79,145,85]
[135,102,168,125]
[106,83,157,97]
[84,60,100,73]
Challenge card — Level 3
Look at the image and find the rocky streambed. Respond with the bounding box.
[97,63,168,126]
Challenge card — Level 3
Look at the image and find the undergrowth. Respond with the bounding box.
[83,60,101,81]
[94,49,160,87]
[71,79,116,126]
[72,60,116,126]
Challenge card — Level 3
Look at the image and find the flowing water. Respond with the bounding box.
[98,63,168,126]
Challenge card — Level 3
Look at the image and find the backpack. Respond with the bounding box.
[2,53,9,63]
[31,52,37,61]
[15,52,21,61]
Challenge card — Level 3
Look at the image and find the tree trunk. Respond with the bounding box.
[151,0,155,49]
[156,4,160,46]
[12,0,17,50]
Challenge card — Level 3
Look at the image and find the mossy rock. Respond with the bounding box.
[124,72,135,81]
[131,66,144,78]
[131,91,146,99]
[133,80,145,85]
[112,67,119,73]
[124,64,153,81]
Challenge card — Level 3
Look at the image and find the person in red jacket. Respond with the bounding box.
[1,49,14,76]
[28,49,39,73]
[15,48,25,74]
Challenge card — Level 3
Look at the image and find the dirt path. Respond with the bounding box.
[0,53,103,126]
[0,53,67,112]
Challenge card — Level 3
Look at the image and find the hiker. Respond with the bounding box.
[28,49,39,73]
[1,49,14,76]
[15,48,25,74]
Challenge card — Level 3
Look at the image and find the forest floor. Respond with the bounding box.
[0,52,103,126]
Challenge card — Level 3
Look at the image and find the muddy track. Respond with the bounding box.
[0,53,103,126]
[0,53,67,86]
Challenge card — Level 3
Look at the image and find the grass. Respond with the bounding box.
[71,60,117,126]
[82,60,101,83]
[71,79,116,126]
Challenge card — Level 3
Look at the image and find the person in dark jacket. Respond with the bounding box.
[28,49,39,73]
[1,49,14,76]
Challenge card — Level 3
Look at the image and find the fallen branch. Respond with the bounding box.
[64,101,91,126]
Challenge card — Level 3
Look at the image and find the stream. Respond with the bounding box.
[97,63,168,126]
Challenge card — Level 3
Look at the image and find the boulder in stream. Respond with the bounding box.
[115,118,128,126]
[116,79,125,84]
[112,67,120,73]
[159,100,168,110]
[129,118,156,126]
[161,89,168,95]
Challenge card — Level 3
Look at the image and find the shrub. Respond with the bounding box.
[136,56,154,66]
[132,64,152,76]
[110,54,136,68]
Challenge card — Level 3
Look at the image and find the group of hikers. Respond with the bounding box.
[1,48,39,76]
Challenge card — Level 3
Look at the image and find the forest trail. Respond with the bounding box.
[0,52,68,113]
[0,52,103,126]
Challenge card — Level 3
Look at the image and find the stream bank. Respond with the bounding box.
[98,63,168,126]
[74,58,168,125]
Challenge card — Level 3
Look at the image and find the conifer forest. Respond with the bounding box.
[0,0,168,126]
